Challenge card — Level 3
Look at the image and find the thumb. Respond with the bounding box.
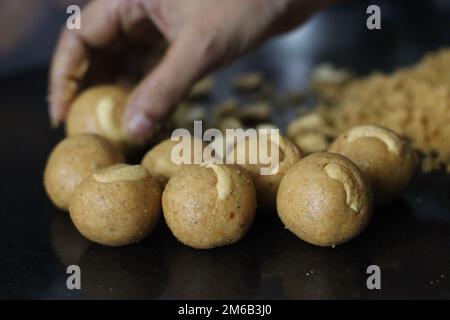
[124,34,211,139]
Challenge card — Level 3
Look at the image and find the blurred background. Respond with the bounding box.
[0,0,88,76]
[2,0,450,81]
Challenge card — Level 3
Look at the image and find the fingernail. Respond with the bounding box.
[126,113,156,139]
[49,104,60,129]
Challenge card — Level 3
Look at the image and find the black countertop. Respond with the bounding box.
[1,0,450,299]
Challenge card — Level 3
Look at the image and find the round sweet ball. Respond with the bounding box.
[66,85,140,150]
[70,164,161,246]
[277,152,373,247]
[141,137,205,188]
[228,133,304,209]
[44,134,124,211]
[328,125,417,204]
[162,163,256,249]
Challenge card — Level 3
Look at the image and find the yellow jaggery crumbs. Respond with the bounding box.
[312,49,450,173]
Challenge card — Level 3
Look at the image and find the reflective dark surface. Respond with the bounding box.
[1,0,450,299]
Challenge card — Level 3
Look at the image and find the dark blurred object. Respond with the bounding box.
[1,0,450,79]
[0,0,89,76]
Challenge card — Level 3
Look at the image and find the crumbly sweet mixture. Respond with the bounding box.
[311,49,450,173]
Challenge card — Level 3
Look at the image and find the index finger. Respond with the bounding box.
[49,29,88,127]
[48,0,125,127]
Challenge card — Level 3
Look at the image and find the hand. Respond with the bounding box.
[49,0,333,139]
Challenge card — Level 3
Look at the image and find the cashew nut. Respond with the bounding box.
[202,162,234,199]
[324,163,361,213]
[96,97,124,141]
[346,125,403,156]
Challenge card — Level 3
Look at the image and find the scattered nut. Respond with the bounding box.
[293,132,330,154]
[329,125,417,204]
[233,72,265,92]
[188,105,208,121]
[276,91,305,109]
[312,64,353,101]
[212,99,240,123]
[189,77,215,99]
[70,164,161,246]
[256,123,278,131]
[257,83,276,99]
[312,63,353,85]
[172,103,190,128]
[287,112,329,139]
[218,117,244,132]
[277,152,372,247]
[162,164,256,249]
[44,134,124,211]
[172,103,207,130]
[237,102,271,122]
